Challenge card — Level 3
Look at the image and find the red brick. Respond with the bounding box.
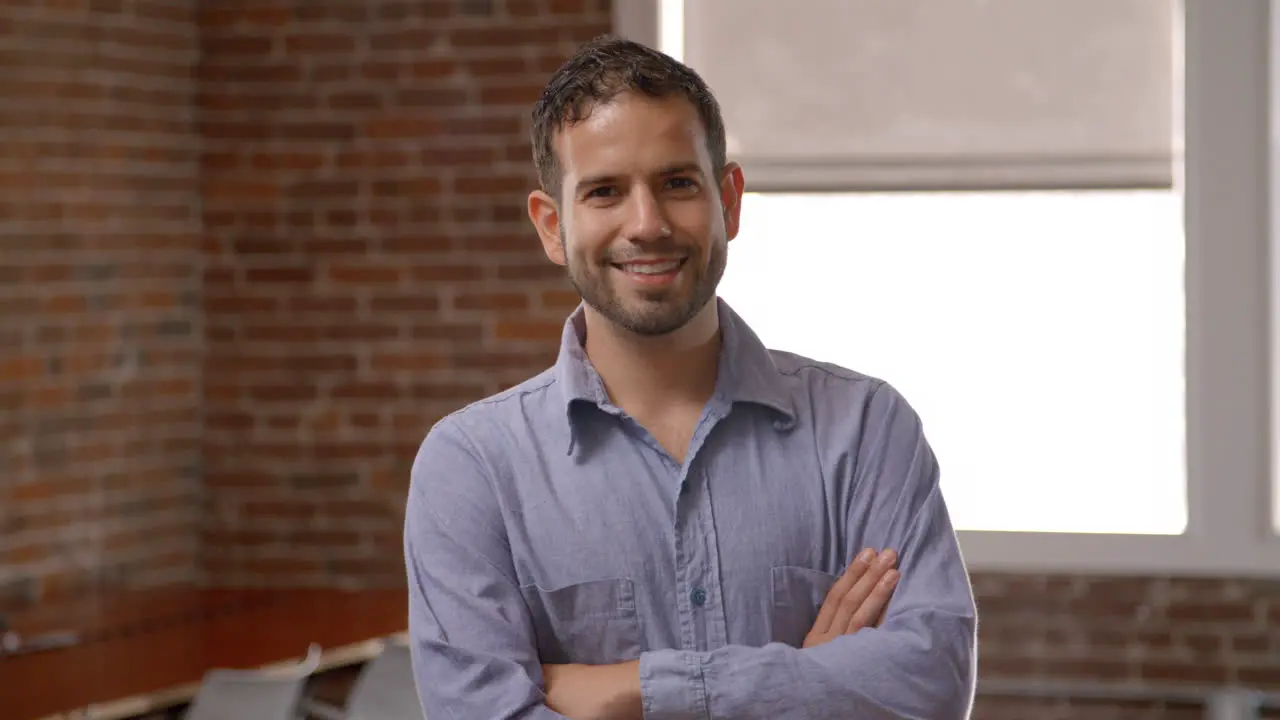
[250,151,325,171]
[449,26,559,48]
[328,91,383,110]
[369,294,441,313]
[412,265,485,283]
[369,28,442,52]
[455,292,531,311]
[244,266,313,284]
[325,324,400,341]
[199,6,290,27]
[206,295,278,314]
[285,33,355,54]
[331,383,401,401]
[327,264,403,285]
[290,296,358,314]
[1166,601,1257,623]
[455,351,549,372]
[2,0,203,611]
[335,150,413,169]
[378,236,452,254]
[369,352,446,372]
[410,324,485,343]
[0,356,45,382]
[455,174,529,195]
[496,262,567,281]
[364,114,444,139]
[494,319,565,340]
[480,83,544,105]
[1140,660,1229,684]
[413,59,458,79]
[205,179,279,201]
[541,288,581,310]
[244,325,322,342]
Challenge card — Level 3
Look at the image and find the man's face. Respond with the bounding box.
[530,93,743,336]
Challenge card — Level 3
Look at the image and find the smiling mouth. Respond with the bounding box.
[612,259,686,275]
[610,258,688,286]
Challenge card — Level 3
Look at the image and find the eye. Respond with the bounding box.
[667,177,698,190]
[585,186,617,199]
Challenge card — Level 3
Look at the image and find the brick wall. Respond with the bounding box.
[0,0,202,611]
[970,574,1280,718]
[2,1,1277,717]
[198,0,606,586]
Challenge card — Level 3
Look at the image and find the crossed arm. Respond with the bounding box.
[404,396,977,720]
[538,548,905,719]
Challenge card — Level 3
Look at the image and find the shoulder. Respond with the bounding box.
[767,351,943,535]
[769,349,919,423]
[431,367,560,444]
[768,348,932,475]
[409,368,561,498]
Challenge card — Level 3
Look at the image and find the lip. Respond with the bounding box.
[611,258,687,287]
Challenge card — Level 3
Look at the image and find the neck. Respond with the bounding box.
[583,301,722,415]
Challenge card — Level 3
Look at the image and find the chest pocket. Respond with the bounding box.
[519,577,645,665]
[770,566,839,647]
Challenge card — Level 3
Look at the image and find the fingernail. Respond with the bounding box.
[858,548,875,563]
[883,570,899,587]
[878,549,897,566]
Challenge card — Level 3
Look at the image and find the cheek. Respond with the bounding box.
[672,201,719,239]
[566,217,614,263]
[562,236,602,272]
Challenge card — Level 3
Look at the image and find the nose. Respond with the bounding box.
[622,185,670,243]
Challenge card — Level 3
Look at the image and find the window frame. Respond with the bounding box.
[615,0,1280,577]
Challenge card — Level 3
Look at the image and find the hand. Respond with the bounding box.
[803,548,900,648]
[542,660,643,720]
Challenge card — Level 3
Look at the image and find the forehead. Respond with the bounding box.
[554,93,711,178]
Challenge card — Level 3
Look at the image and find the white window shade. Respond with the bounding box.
[679,0,1177,192]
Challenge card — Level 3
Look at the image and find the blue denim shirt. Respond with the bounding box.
[404,298,978,719]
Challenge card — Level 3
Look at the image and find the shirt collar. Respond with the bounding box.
[553,297,796,453]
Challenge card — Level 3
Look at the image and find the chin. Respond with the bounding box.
[621,305,702,336]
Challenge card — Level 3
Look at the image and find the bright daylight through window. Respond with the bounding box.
[659,1,1188,535]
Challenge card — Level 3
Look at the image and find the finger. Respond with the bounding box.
[830,549,896,634]
[848,569,899,632]
[811,549,874,635]
[873,568,902,628]
[810,548,876,635]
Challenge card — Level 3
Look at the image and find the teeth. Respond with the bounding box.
[620,260,681,274]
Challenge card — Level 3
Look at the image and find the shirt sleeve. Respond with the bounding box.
[639,383,979,720]
[403,419,569,720]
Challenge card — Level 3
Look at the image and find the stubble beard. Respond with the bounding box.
[560,228,727,336]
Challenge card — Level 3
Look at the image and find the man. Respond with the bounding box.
[404,35,978,720]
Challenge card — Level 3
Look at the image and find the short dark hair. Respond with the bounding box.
[530,34,727,200]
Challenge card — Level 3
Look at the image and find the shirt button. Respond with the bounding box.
[690,587,708,607]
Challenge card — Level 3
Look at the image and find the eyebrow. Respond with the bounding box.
[574,163,705,194]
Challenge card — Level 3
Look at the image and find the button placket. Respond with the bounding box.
[674,403,729,652]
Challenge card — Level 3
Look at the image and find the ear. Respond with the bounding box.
[718,161,746,241]
[528,189,566,266]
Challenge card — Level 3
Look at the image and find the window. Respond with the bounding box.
[617,0,1280,574]
[721,190,1186,535]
